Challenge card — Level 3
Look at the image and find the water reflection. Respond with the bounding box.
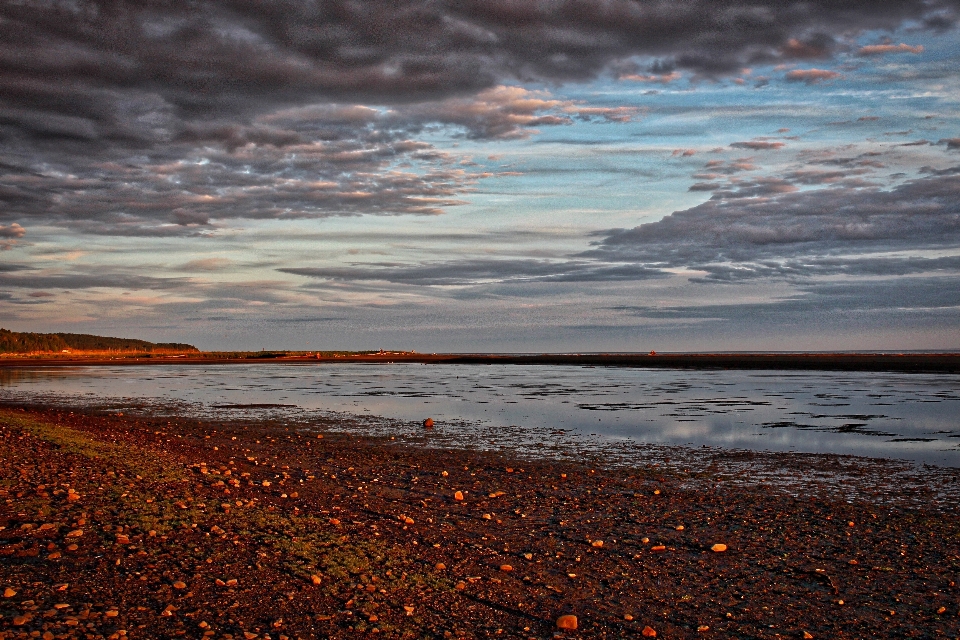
[1,363,959,466]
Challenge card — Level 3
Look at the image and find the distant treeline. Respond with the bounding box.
[0,328,198,354]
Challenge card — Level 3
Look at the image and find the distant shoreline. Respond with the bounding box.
[2,351,959,372]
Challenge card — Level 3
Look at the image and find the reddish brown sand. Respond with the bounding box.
[1,405,958,639]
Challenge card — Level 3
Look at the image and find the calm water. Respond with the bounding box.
[2,363,959,467]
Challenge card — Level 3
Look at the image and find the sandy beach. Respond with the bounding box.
[1,403,958,639]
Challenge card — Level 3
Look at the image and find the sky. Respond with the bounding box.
[1,0,960,352]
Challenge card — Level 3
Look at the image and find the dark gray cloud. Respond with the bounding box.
[2,0,957,235]
[281,258,666,287]
[610,276,960,326]
[0,270,191,291]
[591,170,960,279]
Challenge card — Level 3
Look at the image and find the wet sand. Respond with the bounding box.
[1,404,959,639]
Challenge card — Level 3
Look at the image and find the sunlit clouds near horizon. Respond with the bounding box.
[2,0,960,351]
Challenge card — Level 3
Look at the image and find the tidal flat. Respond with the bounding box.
[1,403,959,639]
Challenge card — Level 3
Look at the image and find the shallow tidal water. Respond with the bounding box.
[1,363,959,468]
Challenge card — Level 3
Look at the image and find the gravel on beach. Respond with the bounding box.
[1,405,959,639]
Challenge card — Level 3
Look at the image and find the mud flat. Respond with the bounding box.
[1,404,959,639]
[3,352,960,373]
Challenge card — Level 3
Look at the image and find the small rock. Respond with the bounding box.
[3,588,17,598]
[116,535,130,545]
[368,614,378,622]
[173,581,187,589]
[523,553,533,560]
[311,574,322,585]
[434,563,446,570]
[499,564,513,572]
[404,516,415,525]
[711,543,727,553]
[225,579,238,587]
[556,615,578,630]
[455,581,466,590]
[454,491,464,501]
[936,606,946,614]
[482,514,492,520]
[262,480,271,487]
[105,610,119,618]
[675,525,684,531]
[329,518,341,525]
[651,545,666,552]
[244,633,258,639]
[591,540,603,548]
[65,529,84,538]
[642,626,657,637]
[803,633,814,639]
[404,605,414,616]
[423,418,434,428]
[624,614,634,621]
[641,537,649,544]
[697,625,710,632]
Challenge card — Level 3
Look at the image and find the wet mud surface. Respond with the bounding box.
[1,404,959,639]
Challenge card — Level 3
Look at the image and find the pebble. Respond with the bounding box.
[499,564,513,572]
[803,633,813,639]
[454,491,464,501]
[711,544,727,553]
[423,418,434,428]
[642,626,657,637]
[556,615,578,630]
[65,529,84,538]
[404,605,415,615]
[591,540,603,548]
[675,525,684,531]
[311,575,322,585]
[624,614,634,621]
[455,581,466,590]
[3,588,16,598]
[173,581,187,589]
[697,625,710,632]
[651,545,666,552]
[404,516,415,524]
[441,471,449,477]
[105,610,119,618]
[435,563,446,570]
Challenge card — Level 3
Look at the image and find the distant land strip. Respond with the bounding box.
[2,350,959,373]
[0,328,198,354]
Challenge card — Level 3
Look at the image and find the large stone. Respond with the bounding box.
[556,615,578,630]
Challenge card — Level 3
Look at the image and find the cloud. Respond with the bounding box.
[1,0,957,237]
[387,86,641,140]
[730,141,786,150]
[281,258,666,287]
[858,43,925,55]
[181,258,233,271]
[784,68,842,84]
[0,223,25,239]
[940,138,960,150]
[590,171,960,279]
[621,72,682,83]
